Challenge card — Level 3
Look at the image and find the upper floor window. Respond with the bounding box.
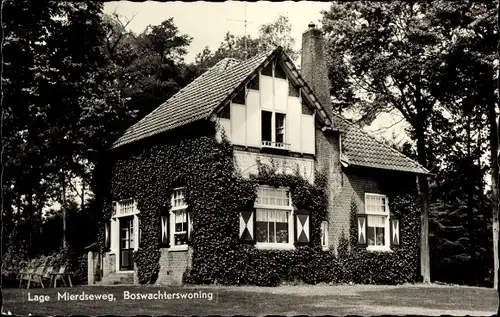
[219,103,230,119]
[261,110,288,150]
[232,87,245,105]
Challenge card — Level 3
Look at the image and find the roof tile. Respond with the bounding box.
[112,48,428,175]
[332,114,429,174]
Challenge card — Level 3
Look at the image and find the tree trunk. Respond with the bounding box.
[494,0,500,295]
[62,174,67,249]
[466,113,476,285]
[27,187,33,255]
[416,127,431,283]
[81,178,85,213]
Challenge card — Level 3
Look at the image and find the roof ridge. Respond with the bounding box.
[332,112,429,173]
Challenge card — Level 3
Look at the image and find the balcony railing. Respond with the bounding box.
[261,140,291,150]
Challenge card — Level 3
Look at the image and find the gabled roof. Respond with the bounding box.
[332,114,429,175]
[111,46,428,175]
[112,48,332,149]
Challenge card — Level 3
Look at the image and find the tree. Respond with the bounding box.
[321,1,448,283]
[323,0,500,286]
[103,15,196,122]
[424,0,498,287]
[194,15,299,70]
[2,0,129,255]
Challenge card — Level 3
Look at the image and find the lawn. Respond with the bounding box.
[2,284,498,316]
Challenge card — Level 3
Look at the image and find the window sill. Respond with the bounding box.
[169,245,188,252]
[366,246,393,253]
[256,243,295,250]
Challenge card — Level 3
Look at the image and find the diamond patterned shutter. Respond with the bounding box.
[160,210,169,248]
[104,221,111,249]
[239,209,255,244]
[356,214,367,246]
[295,209,310,246]
[390,216,400,247]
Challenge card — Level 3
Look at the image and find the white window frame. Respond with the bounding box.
[169,188,189,251]
[261,110,287,145]
[321,221,329,251]
[254,186,294,250]
[110,199,140,273]
[364,193,391,252]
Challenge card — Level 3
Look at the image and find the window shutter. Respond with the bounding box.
[187,210,193,244]
[160,211,170,248]
[356,214,367,246]
[295,209,310,246]
[239,209,255,244]
[390,216,400,247]
[104,221,111,249]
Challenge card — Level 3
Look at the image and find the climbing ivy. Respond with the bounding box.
[99,120,419,286]
[337,189,420,285]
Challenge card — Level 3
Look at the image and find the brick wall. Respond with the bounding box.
[109,254,116,273]
[156,248,190,285]
[314,127,343,248]
[102,252,117,279]
[102,253,110,279]
[329,167,417,254]
[329,168,383,253]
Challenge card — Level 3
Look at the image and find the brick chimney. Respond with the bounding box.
[301,22,333,120]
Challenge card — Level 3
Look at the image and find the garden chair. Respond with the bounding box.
[34,265,57,288]
[51,265,73,288]
[26,260,48,289]
[17,266,35,288]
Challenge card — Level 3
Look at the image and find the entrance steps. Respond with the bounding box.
[95,272,134,285]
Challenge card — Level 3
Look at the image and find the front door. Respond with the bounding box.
[120,216,135,270]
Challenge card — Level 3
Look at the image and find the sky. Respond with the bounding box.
[103,1,331,63]
[102,1,410,145]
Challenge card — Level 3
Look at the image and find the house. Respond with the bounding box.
[92,23,429,286]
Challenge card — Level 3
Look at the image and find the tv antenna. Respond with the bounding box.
[227,2,253,60]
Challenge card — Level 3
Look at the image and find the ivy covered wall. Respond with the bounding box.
[98,120,421,286]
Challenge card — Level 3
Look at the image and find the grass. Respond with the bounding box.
[2,284,498,316]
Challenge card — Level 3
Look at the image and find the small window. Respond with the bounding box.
[274,62,287,79]
[232,87,245,105]
[321,221,328,249]
[302,100,313,115]
[219,104,230,119]
[261,111,272,142]
[288,79,299,97]
[262,62,273,76]
[275,113,285,144]
[248,75,259,90]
